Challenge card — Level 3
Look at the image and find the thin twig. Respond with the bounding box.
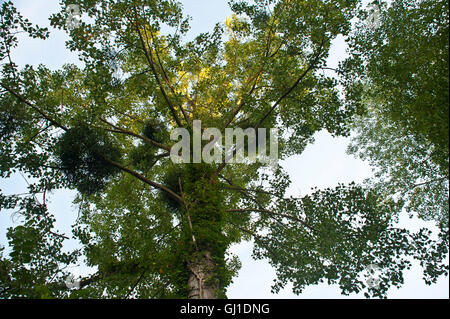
[179,177,198,250]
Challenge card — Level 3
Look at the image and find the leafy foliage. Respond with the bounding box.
[1,197,78,298]
[142,119,168,144]
[343,0,449,173]
[342,0,449,289]
[0,0,447,299]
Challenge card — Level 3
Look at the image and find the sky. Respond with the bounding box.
[0,0,448,299]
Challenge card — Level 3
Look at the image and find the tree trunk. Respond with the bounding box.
[187,251,220,299]
[179,164,225,299]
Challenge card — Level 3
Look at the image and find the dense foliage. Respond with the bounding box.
[0,0,448,298]
[343,0,449,285]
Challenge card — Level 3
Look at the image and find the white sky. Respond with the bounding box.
[0,0,448,299]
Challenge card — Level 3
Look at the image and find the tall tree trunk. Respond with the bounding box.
[179,164,226,299]
[187,251,220,299]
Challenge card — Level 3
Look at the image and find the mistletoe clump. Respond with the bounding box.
[55,123,121,195]
[142,119,168,144]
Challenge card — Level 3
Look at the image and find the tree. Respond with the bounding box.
[0,0,447,299]
[342,0,449,285]
[343,0,448,173]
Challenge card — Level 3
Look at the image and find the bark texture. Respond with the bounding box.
[187,251,220,299]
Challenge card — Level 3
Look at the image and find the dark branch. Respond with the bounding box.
[99,118,171,152]
[0,83,68,131]
[104,157,184,205]
[255,36,326,129]
[132,6,183,127]
[226,208,315,233]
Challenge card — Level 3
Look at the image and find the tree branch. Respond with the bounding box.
[224,14,282,128]
[103,157,184,205]
[179,177,198,250]
[0,83,68,131]
[226,208,315,233]
[99,117,171,152]
[131,6,183,127]
[255,36,326,129]
[148,28,190,124]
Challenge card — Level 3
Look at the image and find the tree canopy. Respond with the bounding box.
[343,0,449,286]
[0,0,448,299]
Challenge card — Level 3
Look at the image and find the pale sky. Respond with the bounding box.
[0,0,448,299]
